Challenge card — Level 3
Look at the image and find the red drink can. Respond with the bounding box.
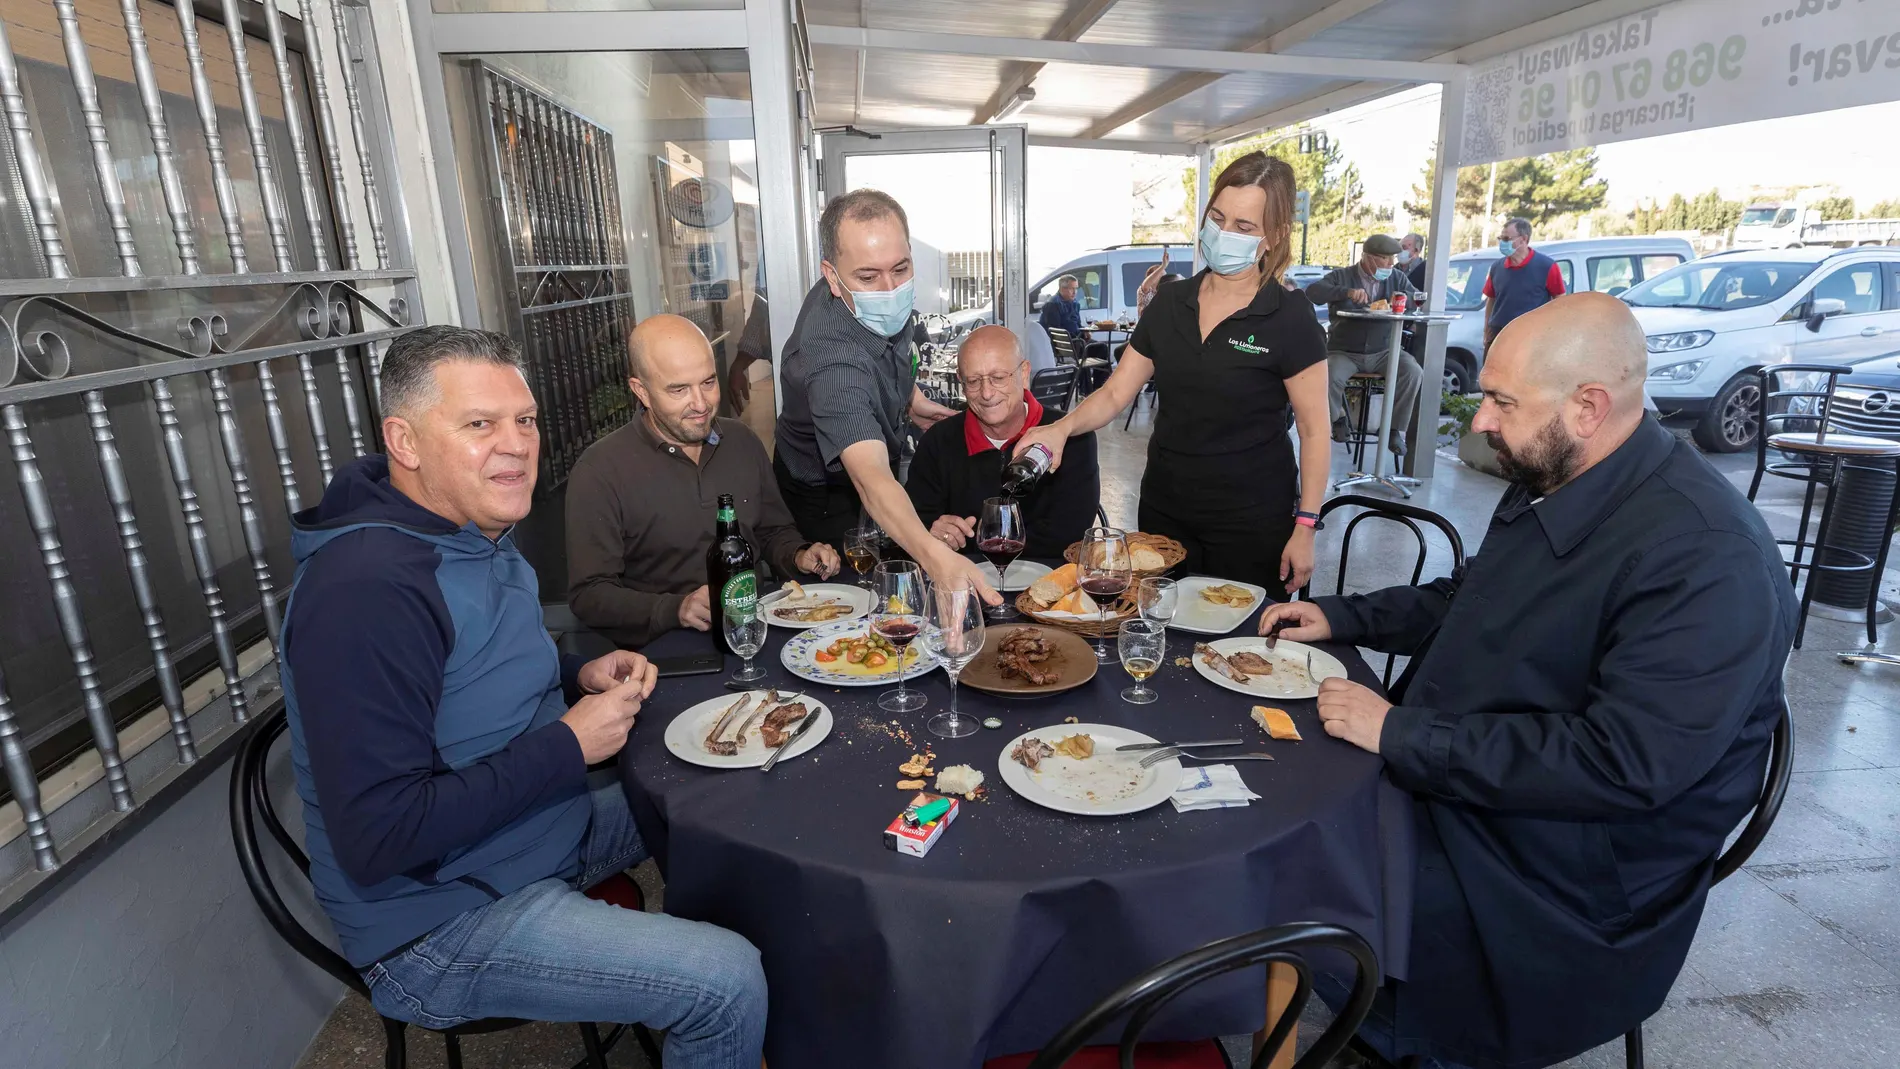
[1390,292,1408,315]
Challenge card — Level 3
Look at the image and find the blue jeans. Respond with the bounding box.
[1315,973,1472,1069]
[364,784,767,1069]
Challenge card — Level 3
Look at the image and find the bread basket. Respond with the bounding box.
[1061,533,1185,578]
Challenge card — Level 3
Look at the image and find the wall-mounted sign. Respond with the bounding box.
[666,177,736,229]
[1461,0,1900,165]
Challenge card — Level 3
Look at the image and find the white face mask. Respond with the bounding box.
[1397,249,1414,265]
[1198,219,1264,276]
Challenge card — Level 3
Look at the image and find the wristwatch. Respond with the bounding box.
[1293,510,1322,530]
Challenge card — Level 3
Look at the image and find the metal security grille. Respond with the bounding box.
[473,63,634,495]
[0,0,415,885]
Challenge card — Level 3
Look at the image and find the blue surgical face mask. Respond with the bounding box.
[1373,267,1394,281]
[1199,219,1264,276]
[1498,239,1516,257]
[841,277,915,338]
[1396,249,1414,264]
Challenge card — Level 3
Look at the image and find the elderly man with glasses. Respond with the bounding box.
[906,325,1100,557]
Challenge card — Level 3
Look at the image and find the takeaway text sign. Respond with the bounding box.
[1460,0,1900,165]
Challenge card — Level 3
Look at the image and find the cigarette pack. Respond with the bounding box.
[883,791,959,858]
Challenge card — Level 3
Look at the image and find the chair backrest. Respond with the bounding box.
[1713,700,1794,885]
[1024,922,1380,1069]
[229,706,370,996]
[1756,363,1851,471]
[1031,366,1078,412]
[1047,328,1078,364]
[1298,495,1467,690]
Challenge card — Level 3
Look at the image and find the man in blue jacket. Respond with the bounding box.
[281,326,766,1068]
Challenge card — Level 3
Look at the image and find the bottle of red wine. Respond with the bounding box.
[999,443,1053,498]
[706,494,756,654]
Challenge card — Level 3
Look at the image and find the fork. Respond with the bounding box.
[1140,747,1276,767]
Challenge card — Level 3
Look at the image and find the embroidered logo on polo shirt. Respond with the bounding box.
[1229,334,1271,355]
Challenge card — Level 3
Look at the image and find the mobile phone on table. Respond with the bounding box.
[652,651,724,678]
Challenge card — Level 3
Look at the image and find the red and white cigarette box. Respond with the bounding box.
[883,791,959,858]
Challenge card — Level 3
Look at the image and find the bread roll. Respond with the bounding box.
[1029,563,1078,607]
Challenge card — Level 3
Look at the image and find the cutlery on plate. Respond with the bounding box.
[760,702,819,772]
[1141,747,1276,768]
[1264,619,1292,650]
[1116,738,1243,752]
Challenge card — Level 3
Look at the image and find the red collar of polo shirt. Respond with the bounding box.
[1506,245,1535,268]
[963,391,1043,456]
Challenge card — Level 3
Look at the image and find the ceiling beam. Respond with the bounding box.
[971,0,1120,125]
[1199,0,1665,144]
[1076,0,1383,139]
[1027,134,1195,155]
[804,25,1459,83]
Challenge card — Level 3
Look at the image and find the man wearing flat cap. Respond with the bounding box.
[1306,234,1425,456]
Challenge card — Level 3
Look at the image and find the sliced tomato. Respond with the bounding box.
[814,649,838,663]
[865,651,888,667]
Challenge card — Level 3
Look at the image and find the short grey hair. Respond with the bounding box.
[819,188,909,263]
[1401,232,1425,251]
[378,326,525,419]
[1506,217,1532,240]
[1058,274,1078,286]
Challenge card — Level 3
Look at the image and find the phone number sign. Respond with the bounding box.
[1460,0,1900,165]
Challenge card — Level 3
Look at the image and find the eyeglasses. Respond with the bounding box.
[959,369,1021,392]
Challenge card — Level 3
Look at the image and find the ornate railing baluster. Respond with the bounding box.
[367,339,384,420]
[54,0,141,276]
[0,663,57,870]
[298,354,335,484]
[335,351,366,457]
[117,0,199,275]
[4,405,134,811]
[175,0,247,271]
[152,378,250,725]
[0,15,71,279]
[221,0,294,271]
[85,391,195,764]
[295,0,357,271]
[207,369,282,650]
[256,359,302,514]
[261,0,330,271]
[330,0,388,269]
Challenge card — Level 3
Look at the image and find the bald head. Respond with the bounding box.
[959,324,1019,367]
[958,325,1029,436]
[626,313,719,446]
[1493,292,1647,406]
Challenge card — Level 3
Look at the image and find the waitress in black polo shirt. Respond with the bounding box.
[1013,152,1330,593]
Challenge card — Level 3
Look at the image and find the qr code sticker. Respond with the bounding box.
[1461,63,1515,163]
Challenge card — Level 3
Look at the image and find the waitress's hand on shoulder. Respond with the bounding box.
[1279,525,1316,596]
[1012,422,1070,473]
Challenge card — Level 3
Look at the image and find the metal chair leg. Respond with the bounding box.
[635,1023,664,1065]
[1789,459,1827,585]
[1863,458,1900,648]
[1796,457,1846,650]
[381,1017,408,1069]
[579,1022,610,1069]
[443,1032,465,1069]
[1624,1023,1645,1069]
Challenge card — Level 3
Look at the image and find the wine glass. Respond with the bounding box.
[844,526,880,591]
[1118,620,1165,704]
[1078,526,1131,663]
[1138,577,1178,628]
[976,496,1026,620]
[873,560,928,713]
[724,602,767,685]
[926,578,985,738]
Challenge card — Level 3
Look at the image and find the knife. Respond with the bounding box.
[760,703,820,772]
[1264,619,1293,650]
[1115,738,1243,752]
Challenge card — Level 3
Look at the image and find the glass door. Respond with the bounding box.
[819,126,1026,335]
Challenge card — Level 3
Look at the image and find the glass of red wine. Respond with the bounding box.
[976,496,1026,620]
[1078,526,1132,662]
[873,560,929,714]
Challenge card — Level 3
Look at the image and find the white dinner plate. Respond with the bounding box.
[976,559,1054,592]
[757,583,874,629]
[780,618,940,687]
[1190,637,1347,701]
[995,723,1182,817]
[1168,576,1269,636]
[663,689,833,769]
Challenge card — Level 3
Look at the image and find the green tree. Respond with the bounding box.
[1814,195,1857,221]
[1178,126,1361,231]
[1658,193,1690,232]
[1871,198,1900,219]
[1405,149,1607,230]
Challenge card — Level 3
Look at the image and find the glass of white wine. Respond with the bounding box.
[1118,619,1165,705]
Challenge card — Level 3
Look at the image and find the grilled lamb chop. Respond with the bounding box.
[1229,652,1276,676]
[733,690,781,746]
[758,703,810,748]
[996,628,1061,686]
[703,694,753,755]
[1010,737,1056,771]
[1196,642,1251,684]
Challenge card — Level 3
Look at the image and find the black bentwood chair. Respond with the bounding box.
[1296,495,1466,691]
[230,708,662,1069]
[1020,922,1381,1069]
[1032,365,1080,419]
[1622,700,1794,1069]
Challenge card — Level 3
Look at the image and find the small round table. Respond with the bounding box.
[1330,309,1461,499]
[620,597,1414,1069]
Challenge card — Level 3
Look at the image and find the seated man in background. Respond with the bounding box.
[569,313,839,648]
[1257,294,1795,1069]
[907,325,1099,559]
[1039,273,1084,341]
[1305,233,1424,454]
[282,326,766,1067]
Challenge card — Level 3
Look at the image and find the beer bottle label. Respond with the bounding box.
[721,570,757,617]
[717,505,736,523]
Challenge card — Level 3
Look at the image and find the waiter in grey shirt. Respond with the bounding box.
[773,189,1001,605]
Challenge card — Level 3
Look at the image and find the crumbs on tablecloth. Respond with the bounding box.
[1173,656,1191,667]
[857,716,917,749]
[1064,716,1079,724]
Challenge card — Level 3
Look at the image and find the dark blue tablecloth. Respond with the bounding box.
[617,597,1414,1069]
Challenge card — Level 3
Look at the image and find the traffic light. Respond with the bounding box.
[1293,190,1311,224]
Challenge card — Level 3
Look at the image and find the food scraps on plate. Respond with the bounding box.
[701,690,810,755]
[1198,582,1256,608]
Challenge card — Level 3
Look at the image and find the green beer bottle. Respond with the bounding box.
[706,493,757,654]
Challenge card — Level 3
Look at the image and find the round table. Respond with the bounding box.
[620,594,1414,1069]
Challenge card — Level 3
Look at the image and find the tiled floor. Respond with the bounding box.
[299,407,1900,1069]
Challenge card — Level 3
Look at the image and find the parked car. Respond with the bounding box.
[1788,348,1900,442]
[1628,246,1900,451]
[1436,236,1696,396]
[1027,243,1196,328]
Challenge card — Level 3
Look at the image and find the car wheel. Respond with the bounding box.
[1441,354,1473,397]
[1692,376,1762,452]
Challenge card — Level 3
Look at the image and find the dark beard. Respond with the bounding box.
[1485,415,1580,497]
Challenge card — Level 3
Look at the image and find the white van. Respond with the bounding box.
[1436,237,1695,395]
[1627,246,1900,451]
[1027,243,1196,326]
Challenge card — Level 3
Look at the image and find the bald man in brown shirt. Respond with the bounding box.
[567,315,840,648]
